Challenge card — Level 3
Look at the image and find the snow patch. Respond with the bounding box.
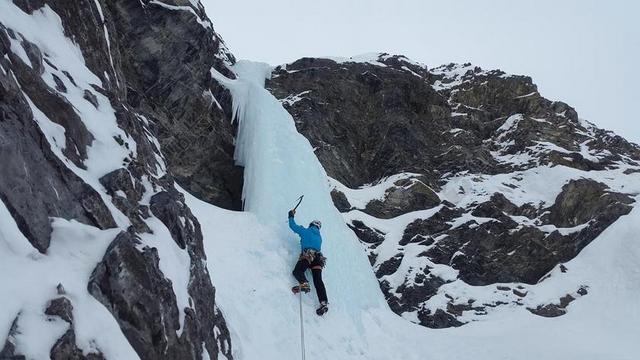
[279,90,312,106]
[0,200,139,359]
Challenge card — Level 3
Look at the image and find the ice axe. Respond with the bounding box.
[290,195,304,215]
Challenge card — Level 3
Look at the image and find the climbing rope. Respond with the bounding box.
[299,291,306,360]
[292,194,306,360]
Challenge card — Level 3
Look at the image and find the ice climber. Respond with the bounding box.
[288,208,329,316]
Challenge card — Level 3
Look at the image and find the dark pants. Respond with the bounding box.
[292,251,328,303]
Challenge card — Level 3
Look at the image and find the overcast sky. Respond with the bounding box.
[203,0,639,144]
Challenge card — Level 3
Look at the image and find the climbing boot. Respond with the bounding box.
[291,282,311,294]
[316,301,328,316]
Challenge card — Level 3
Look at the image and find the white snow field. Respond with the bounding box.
[183,61,640,360]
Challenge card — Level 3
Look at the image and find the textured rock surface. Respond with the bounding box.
[268,54,640,328]
[549,179,634,228]
[45,297,74,324]
[49,329,105,360]
[106,0,243,210]
[0,316,22,360]
[0,30,117,252]
[364,177,440,219]
[1,1,235,358]
[89,230,230,360]
[268,55,449,187]
[2,0,639,355]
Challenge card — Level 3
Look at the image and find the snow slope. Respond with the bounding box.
[0,206,139,359]
[185,61,640,359]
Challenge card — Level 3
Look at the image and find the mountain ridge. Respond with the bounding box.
[266,51,640,327]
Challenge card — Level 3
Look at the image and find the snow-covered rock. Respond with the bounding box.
[2,2,639,359]
[268,53,640,328]
[0,1,234,358]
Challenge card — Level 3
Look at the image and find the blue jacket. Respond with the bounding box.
[288,217,322,251]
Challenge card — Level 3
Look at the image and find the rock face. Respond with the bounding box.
[1,1,236,358]
[363,177,440,219]
[267,54,640,328]
[106,0,243,210]
[549,179,634,228]
[2,0,639,354]
[269,55,448,188]
[89,230,231,360]
[0,31,117,253]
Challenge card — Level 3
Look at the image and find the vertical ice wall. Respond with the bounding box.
[205,61,413,359]
[211,61,387,315]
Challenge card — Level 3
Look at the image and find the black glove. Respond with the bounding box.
[288,210,295,218]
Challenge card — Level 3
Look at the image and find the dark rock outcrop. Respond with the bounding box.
[89,229,231,360]
[330,189,352,212]
[50,330,105,360]
[0,315,22,360]
[347,220,385,245]
[89,232,192,360]
[528,287,588,318]
[45,297,74,324]
[149,188,198,249]
[0,28,118,252]
[549,179,633,228]
[1,1,236,358]
[106,0,242,210]
[418,309,463,329]
[100,168,151,233]
[376,254,404,277]
[268,55,450,187]
[42,295,106,360]
[268,53,640,328]
[364,178,440,219]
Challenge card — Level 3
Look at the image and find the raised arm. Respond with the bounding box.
[288,213,305,236]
